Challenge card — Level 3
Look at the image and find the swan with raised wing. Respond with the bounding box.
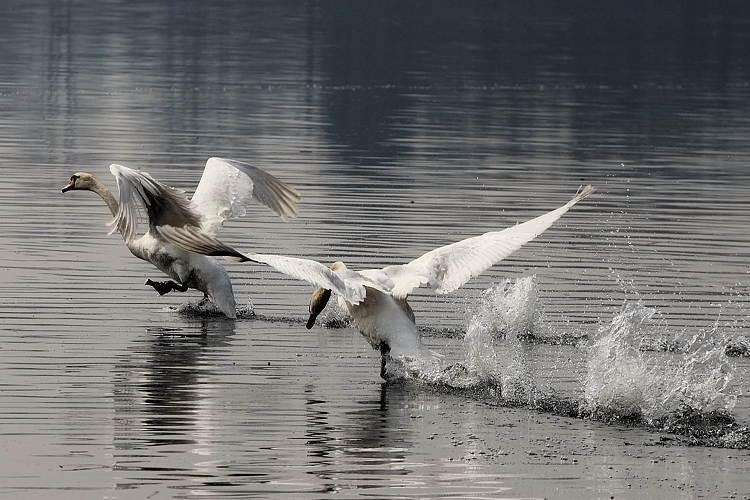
[62,157,300,318]
[159,185,594,377]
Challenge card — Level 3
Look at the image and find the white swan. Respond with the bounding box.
[160,185,594,378]
[62,157,300,318]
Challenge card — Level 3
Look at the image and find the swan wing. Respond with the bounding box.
[108,164,202,241]
[245,253,381,305]
[190,157,301,236]
[377,185,596,299]
[157,225,251,262]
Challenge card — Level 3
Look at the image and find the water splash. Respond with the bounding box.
[403,276,543,399]
[582,303,655,421]
[315,303,350,329]
[395,278,750,448]
[385,311,501,390]
[472,277,553,406]
[583,302,738,424]
[171,299,256,319]
[471,276,548,338]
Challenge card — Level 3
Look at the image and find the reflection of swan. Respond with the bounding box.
[112,318,236,453]
[162,185,594,378]
[62,157,300,318]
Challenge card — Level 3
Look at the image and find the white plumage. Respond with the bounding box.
[167,185,594,377]
[62,157,301,318]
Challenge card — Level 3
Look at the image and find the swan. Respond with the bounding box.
[62,157,300,318]
[159,185,595,378]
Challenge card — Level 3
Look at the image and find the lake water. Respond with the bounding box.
[2,1,750,498]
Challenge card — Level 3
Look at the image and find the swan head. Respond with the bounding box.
[62,172,97,193]
[306,262,346,329]
[330,261,347,272]
[307,287,332,329]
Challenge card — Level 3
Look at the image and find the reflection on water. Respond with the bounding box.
[111,319,237,488]
[2,0,750,498]
[304,387,414,493]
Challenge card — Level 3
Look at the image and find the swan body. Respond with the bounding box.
[329,266,433,363]
[128,231,237,317]
[161,185,595,377]
[62,157,301,318]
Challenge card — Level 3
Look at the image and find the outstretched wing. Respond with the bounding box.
[108,164,201,242]
[369,185,596,299]
[244,254,388,306]
[190,157,301,237]
[156,222,381,306]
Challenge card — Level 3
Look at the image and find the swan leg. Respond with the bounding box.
[379,342,391,381]
[145,279,189,296]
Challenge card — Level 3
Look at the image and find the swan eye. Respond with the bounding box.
[62,174,81,193]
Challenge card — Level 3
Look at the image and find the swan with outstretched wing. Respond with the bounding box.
[161,185,595,378]
[62,157,300,318]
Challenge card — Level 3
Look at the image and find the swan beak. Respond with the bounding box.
[63,174,81,193]
[307,288,332,329]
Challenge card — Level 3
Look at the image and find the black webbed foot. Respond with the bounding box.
[145,279,172,296]
[145,279,189,296]
[379,342,391,381]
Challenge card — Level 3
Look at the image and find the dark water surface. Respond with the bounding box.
[2,1,750,498]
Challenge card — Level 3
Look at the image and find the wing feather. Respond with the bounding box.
[377,185,595,299]
[191,157,301,236]
[108,164,201,241]
[244,254,382,305]
[157,225,250,262]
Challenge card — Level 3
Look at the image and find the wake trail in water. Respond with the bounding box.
[170,299,319,324]
[166,279,750,447]
[390,276,750,449]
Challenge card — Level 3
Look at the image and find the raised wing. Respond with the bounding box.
[372,185,596,299]
[190,157,301,237]
[108,164,201,242]
[157,225,251,262]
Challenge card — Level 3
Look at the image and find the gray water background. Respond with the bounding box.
[2,1,750,498]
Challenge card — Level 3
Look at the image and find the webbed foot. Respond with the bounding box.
[145,279,189,296]
[379,342,391,381]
